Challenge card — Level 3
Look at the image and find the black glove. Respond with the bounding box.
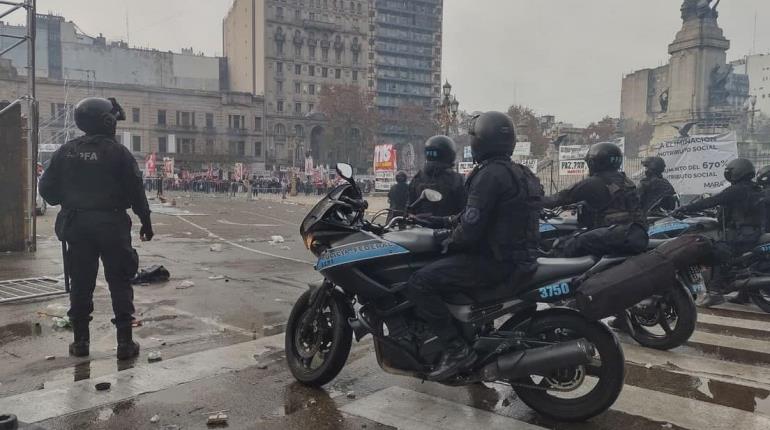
[108,97,126,121]
[139,216,154,241]
[433,229,453,254]
[413,215,447,228]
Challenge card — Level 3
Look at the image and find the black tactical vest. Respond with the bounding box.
[725,182,764,231]
[467,159,544,261]
[593,172,644,228]
[411,164,465,217]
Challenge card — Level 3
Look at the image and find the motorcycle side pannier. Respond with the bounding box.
[652,234,715,269]
[575,251,676,320]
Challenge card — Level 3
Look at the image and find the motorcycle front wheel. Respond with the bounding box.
[627,284,696,350]
[510,312,625,422]
[285,289,353,386]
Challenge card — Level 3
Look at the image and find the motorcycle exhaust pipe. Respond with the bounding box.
[480,339,594,382]
[732,276,770,292]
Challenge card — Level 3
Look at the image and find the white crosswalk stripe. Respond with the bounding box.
[342,306,770,430]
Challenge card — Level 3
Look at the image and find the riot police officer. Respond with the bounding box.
[638,156,677,214]
[543,142,647,257]
[387,171,409,222]
[408,135,467,216]
[673,158,764,306]
[404,112,543,380]
[39,97,153,360]
[757,165,770,233]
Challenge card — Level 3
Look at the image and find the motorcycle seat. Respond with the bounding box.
[443,256,597,305]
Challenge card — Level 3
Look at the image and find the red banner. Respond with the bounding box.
[374,144,397,172]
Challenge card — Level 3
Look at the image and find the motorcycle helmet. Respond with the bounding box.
[723,158,755,183]
[395,171,408,183]
[756,165,770,187]
[74,97,120,136]
[642,156,666,176]
[469,111,516,162]
[424,135,457,165]
[585,142,623,175]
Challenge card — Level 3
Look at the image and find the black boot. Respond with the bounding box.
[428,340,477,381]
[728,290,751,305]
[69,322,90,357]
[116,326,140,360]
[699,292,726,308]
[608,313,628,331]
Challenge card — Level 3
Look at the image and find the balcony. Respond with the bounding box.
[303,18,340,32]
[227,127,250,136]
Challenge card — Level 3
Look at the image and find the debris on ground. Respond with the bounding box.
[662,424,673,429]
[150,414,160,423]
[346,391,356,399]
[208,275,225,280]
[210,244,224,252]
[45,355,55,360]
[132,265,171,285]
[279,245,291,250]
[253,356,269,369]
[95,382,111,391]
[176,280,195,290]
[268,235,285,245]
[52,316,71,329]
[205,410,229,427]
[148,351,163,362]
[644,363,653,369]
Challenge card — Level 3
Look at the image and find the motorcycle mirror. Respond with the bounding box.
[336,163,354,180]
[423,189,443,202]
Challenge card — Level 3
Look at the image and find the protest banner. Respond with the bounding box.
[654,132,737,195]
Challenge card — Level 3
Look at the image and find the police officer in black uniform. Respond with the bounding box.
[543,142,647,257]
[757,165,770,234]
[638,156,677,214]
[408,135,467,217]
[673,158,763,306]
[404,112,543,381]
[39,97,153,360]
[387,171,409,222]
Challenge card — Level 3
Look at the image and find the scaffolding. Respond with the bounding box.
[0,0,38,252]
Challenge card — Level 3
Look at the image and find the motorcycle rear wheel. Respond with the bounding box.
[511,312,625,422]
[285,289,353,386]
[627,284,696,350]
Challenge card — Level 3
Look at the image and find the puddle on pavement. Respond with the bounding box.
[625,363,770,414]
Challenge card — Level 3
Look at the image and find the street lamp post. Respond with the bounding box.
[441,80,459,136]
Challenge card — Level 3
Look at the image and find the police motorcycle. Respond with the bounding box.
[287,163,626,422]
[539,204,702,350]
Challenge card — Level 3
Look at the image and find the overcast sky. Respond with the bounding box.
[6,0,770,126]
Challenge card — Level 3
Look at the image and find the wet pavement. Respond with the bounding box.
[1,192,770,429]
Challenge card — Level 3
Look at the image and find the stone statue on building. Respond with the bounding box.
[681,0,719,21]
[709,64,732,106]
[659,89,670,113]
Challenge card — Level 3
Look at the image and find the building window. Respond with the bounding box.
[295,9,301,20]
[229,141,246,156]
[277,101,284,112]
[352,71,358,81]
[254,116,263,131]
[255,141,263,157]
[309,45,316,59]
[294,44,301,58]
[157,110,166,125]
[228,114,245,129]
[295,81,301,94]
[158,136,167,153]
[206,113,214,128]
[321,47,329,61]
[335,68,341,79]
[308,103,315,112]
[295,64,302,75]
[50,103,70,120]
[276,6,284,19]
[276,61,283,74]
[322,67,328,78]
[357,2,361,13]
[308,84,316,95]
[295,102,302,114]
[309,65,315,76]
[132,108,140,123]
[131,135,141,152]
[276,80,284,93]
[180,138,195,154]
[352,52,359,64]
[177,111,195,127]
[335,50,342,63]
[275,123,286,136]
[205,139,214,155]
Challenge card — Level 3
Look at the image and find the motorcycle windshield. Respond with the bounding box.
[300,184,351,238]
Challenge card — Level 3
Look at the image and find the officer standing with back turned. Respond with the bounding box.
[40,97,153,360]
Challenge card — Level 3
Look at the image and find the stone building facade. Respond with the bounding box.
[224,0,370,171]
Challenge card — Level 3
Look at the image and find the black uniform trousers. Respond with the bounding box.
[402,254,515,343]
[709,227,761,293]
[65,211,139,328]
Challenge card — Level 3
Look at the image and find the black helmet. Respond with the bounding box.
[469,111,515,162]
[74,97,119,135]
[642,156,666,175]
[395,171,407,183]
[756,165,770,187]
[424,135,456,165]
[585,142,623,174]
[724,158,755,183]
